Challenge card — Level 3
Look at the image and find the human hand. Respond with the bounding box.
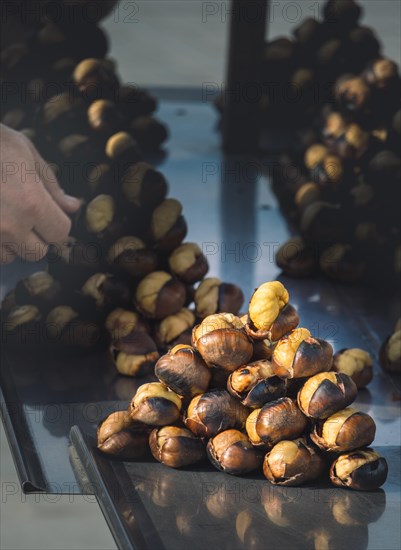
[0,124,81,264]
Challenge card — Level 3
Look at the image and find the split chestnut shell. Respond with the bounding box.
[227,360,287,408]
[185,390,249,438]
[311,408,376,452]
[207,430,263,475]
[297,372,357,419]
[330,449,388,490]
[263,437,324,486]
[149,426,205,468]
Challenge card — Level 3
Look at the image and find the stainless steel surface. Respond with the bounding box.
[0,97,400,550]
[71,428,400,550]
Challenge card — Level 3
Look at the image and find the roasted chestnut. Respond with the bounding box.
[227,361,287,408]
[331,124,370,160]
[129,382,182,426]
[207,430,263,475]
[107,236,158,278]
[311,407,376,452]
[81,273,131,309]
[15,271,61,309]
[45,306,100,348]
[263,437,324,486]
[168,243,209,284]
[121,162,168,209]
[304,144,328,171]
[150,198,187,251]
[275,237,317,278]
[294,182,321,210]
[330,449,388,490]
[185,390,249,438]
[380,329,401,373]
[192,313,253,372]
[73,58,119,100]
[149,426,205,468]
[322,112,348,147]
[273,328,333,379]
[85,194,115,235]
[97,410,149,458]
[246,397,307,448]
[335,76,371,114]
[135,271,187,319]
[155,345,211,397]
[297,372,357,419]
[97,410,135,445]
[105,131,141,166]
[2,305,42,346]
[332,348,373,388]
[194,278,244,318]
[105,308,147,340]
[110,330,159,377]
[310,154,344,187]
[87,99,122,136]
[363,58,399,90]
[246,281,299,341]
[155,309,195,348]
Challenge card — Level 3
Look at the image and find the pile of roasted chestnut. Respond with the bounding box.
[98,280,388,490]
[256,0,401,284]
[1,6,245,367]
[1,9,168,189]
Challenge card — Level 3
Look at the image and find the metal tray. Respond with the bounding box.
[1,95,400,502]
[70,426,400,550]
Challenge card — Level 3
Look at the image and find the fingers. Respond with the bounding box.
[19,232,49,262]
[32,186,73,245]
[31,148,82,214]
[0,233,48,263]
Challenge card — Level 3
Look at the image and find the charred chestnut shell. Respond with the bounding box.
[149,426,205,468]
[246,397,307,449]
[155,345,211,398]
[110,330,159,377]
[379,330,401,374]
[263,437,324,486]
[192,313,253,372]
[135,271,187,320]
[330,449,388,491]
[129,382,182,426]
[272,328,333,379]
[297,372,357,419]
[227,361,287,408]
[97,411,149,459]
[194,278,244,319]
[246,281,299,341]
[15,271,61,310]
[207,430,263,475]
[185,390,249,438]
[311,408,376,452]
[168,243,209,284]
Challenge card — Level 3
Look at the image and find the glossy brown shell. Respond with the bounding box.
[185,390,249,438]
[246,303,299,342]
[311,411,376,452]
